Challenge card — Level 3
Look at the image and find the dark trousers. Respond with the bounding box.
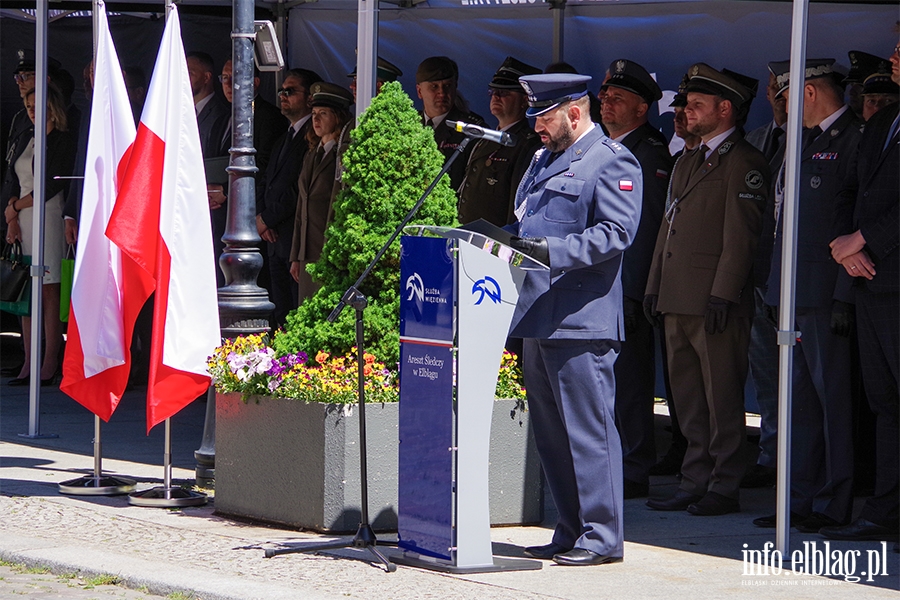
[614,310,656,485]
[748,288,779,467]
[268,250,297,329]
[856,291,900,527]
[789,308,853,522]
[524,338,623,557]
[665,313,750,499]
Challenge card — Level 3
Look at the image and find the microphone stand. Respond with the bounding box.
[263,137,472,572]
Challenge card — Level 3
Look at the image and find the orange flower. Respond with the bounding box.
[363,364,373,376]
[363,353,376,365]
[315,351,329,364]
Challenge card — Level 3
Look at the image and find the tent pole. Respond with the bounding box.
[774,0,809,557]
[356,0,378,118]
[550,0,565,64]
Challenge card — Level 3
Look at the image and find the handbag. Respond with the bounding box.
[0,277,30,316]
[0,240,29,302]
[60,244,75,322]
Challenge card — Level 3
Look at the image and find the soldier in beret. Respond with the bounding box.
[416,56,485,193]
[644,63,767,516]
[752,58,862,533]
[289,83,354,304]
[348,56,402,100]
[598,59,673,499]
[457,56,541,227]
[510,72,643,566]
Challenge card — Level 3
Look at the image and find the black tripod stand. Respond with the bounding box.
[263,137,472,572]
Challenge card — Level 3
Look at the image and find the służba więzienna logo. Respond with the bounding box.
[471,276,502,305]
[742,541,891,584]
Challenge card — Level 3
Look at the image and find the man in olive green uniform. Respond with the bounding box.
[644,64,768,516]
[457,57,542,226]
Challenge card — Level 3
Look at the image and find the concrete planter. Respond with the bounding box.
[214,392,542,533]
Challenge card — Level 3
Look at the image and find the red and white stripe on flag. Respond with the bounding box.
[106,5,220,432]
[60,3,136,421]
[619,180,634,191]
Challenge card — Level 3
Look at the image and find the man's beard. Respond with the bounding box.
[545,118,574,152]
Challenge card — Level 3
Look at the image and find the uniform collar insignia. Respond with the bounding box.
[718,141,733,155]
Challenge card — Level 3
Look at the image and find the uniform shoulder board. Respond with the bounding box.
[602,139,623,153]
[646,136,663,147]
[534,147,546,161]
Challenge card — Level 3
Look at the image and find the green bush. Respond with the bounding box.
[273,82,458,366]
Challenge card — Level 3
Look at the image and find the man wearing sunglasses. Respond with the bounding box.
[457,56,541,227]
[256,68,323,327]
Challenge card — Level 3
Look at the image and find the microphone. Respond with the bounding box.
[446,121,517,147]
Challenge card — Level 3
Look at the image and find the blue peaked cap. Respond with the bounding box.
[519,73,592,117]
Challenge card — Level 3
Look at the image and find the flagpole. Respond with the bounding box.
[60,416,136,495]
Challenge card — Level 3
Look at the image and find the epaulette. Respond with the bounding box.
[602,139,623,154]
[646,136,664,147]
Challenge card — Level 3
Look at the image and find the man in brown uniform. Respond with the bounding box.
[644,64,768,516]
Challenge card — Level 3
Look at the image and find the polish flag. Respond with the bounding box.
[106,6,220,432]
[60,4,136,421]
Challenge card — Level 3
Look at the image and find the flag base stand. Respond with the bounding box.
[60,416,136,496]
[128,418,207,508]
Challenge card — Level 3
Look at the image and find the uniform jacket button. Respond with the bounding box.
[666,252,672,258]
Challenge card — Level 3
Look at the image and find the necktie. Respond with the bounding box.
[277,126,296,166]
[885,113,900,153]
[766,128,784,162]
[689,144,709,177]
[312,145,326,170]
[426,118,435,129]
[801,126,822,151]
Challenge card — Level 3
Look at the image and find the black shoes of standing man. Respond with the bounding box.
[646,490,740,515]
[524,543,622,566]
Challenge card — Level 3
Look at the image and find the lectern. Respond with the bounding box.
[392,225,547,573]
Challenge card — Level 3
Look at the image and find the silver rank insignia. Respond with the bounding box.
[719,141,733,155]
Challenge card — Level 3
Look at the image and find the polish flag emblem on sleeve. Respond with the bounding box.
[618,180,634,192]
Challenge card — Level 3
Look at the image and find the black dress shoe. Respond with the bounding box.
[819,518,899,542]
[623,479,649,499]
[524,542,571,560]
[740,464,776,488]
[648,448,685,477]
[795,512,845,534]
[687,492,740,516]
[552,548,622,566]
[646,490,702,511]
[752,512,805,528]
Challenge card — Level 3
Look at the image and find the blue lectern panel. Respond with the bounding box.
[398,237,455,561]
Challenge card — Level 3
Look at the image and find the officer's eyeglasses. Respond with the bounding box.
[14,73,34,84]
[894,45,900,56]
[218,75,233,84]
[277,87,302,97]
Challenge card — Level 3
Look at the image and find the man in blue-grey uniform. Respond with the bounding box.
[506,73,642,566]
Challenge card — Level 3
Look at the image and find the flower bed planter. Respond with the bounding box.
[214,392,542,533]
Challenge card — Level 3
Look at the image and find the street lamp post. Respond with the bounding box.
[195,0,275,485]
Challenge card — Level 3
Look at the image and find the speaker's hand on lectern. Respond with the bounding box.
[510,236,550,266]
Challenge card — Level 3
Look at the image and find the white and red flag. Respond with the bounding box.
[60,3,136,420]
[106,6,220,432]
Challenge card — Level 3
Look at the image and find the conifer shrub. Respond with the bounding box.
[273,81,458,366]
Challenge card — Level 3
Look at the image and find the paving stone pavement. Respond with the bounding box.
[0,564,171,599]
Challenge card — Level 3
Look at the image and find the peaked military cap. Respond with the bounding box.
[768,58,836,98]
[862,71,899,96]
[416,56,458,84]
[669,73,690,108]
[347,56,403,83]
[310,82,354,111]
[519,73,592,118]
[684,63,752,106]
[601,59,662,104]
[490,56,541,90]
[14,49,61,74]
[846,50,891,85]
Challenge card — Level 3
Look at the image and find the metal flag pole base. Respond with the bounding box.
[60,416,136,496]
[129,418,207,508]
[265,522,397,573]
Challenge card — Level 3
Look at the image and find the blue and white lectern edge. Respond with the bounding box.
[393,225,547,573]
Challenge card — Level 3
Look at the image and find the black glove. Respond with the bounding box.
[704,295,730,334]
[643,294,660,328]
[763,304,778,328]
[623,296,642,336]
[830,300,854,338]
[509,236,550,267]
